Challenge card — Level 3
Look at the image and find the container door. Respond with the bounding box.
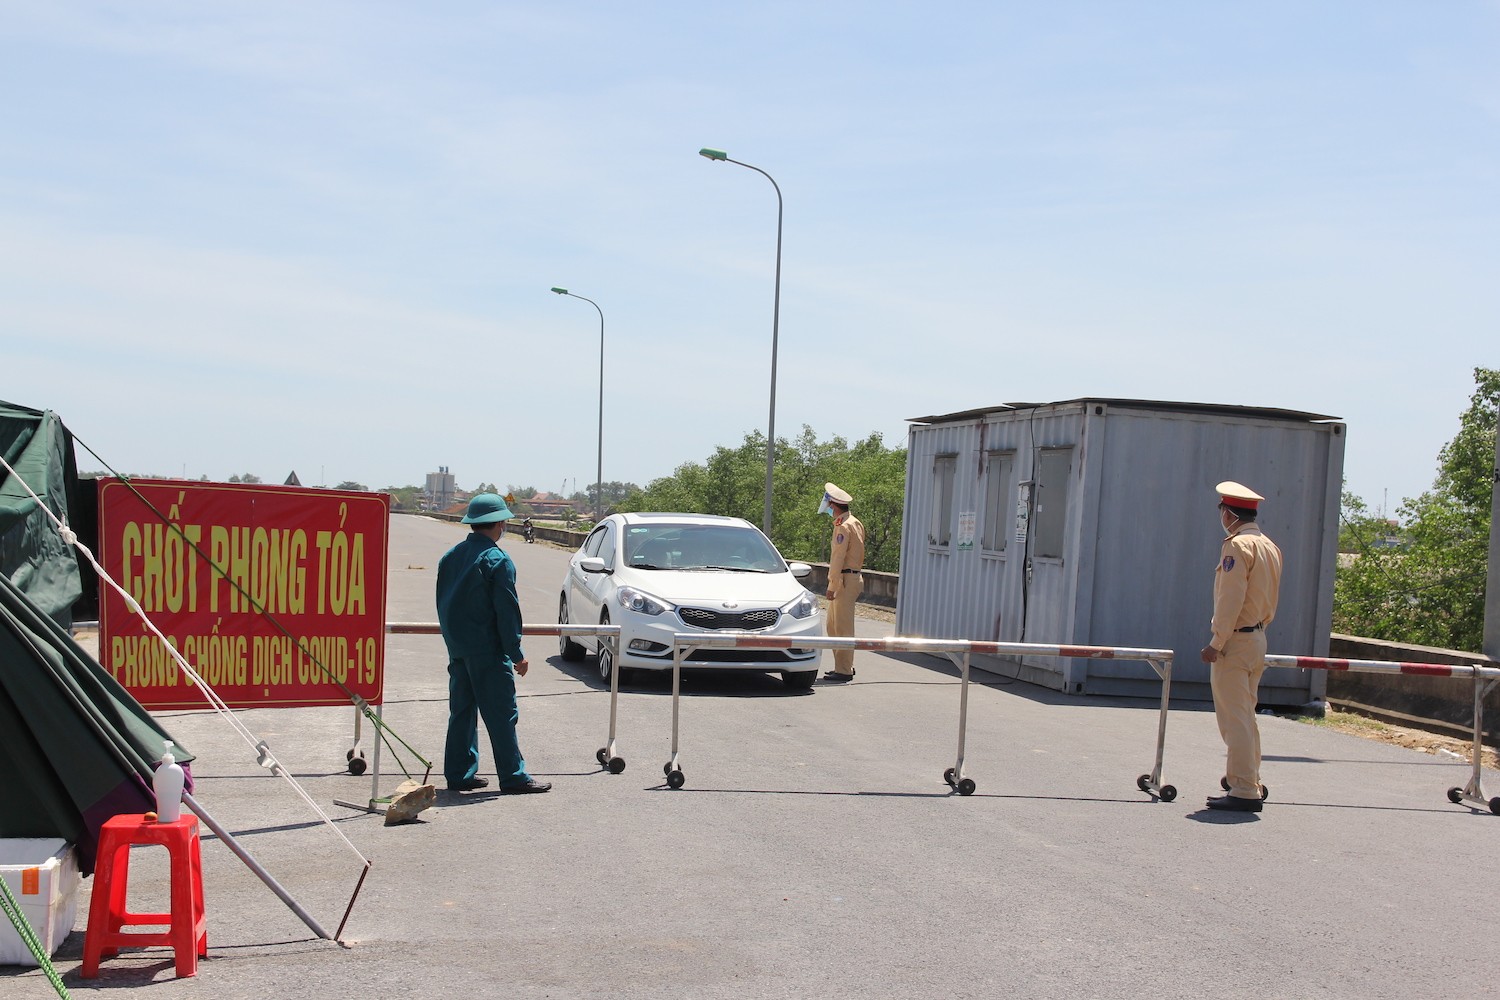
[1019,446,1074,643]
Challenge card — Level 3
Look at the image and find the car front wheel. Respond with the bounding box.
[559,596,585,662]
[782,669,817,690]
[597,610,614,683]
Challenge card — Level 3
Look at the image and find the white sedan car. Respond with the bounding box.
[558,512,824,688]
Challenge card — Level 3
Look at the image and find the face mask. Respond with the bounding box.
[818,495,834,517]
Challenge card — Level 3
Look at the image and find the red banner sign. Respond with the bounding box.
[97,479,388,709]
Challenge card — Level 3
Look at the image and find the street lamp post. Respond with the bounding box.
[550,287,605,523]
[699,147,782,538]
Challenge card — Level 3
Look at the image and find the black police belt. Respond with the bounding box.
[1235,622,1264,633]
[840,568,862,574]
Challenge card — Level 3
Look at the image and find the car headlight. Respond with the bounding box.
[785,592,819,619]
[616,586,672,616]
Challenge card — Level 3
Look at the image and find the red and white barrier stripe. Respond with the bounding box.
[384,622,626,773]
[684,632,1171,662]
[1265,654,1500,680]
[387,622,618,640]
[666,632,1176,798]
[1266,651,1500,814]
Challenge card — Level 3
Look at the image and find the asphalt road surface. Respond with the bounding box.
[8,513,1498,999]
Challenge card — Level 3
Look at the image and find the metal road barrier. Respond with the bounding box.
[385,622,626,777]
[1266,654,1500,815]
[661,633,1176,798]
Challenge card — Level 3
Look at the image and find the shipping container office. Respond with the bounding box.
[895,399,1345,705]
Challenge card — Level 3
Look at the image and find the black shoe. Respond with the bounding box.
[1206,794,1262,813]
[447,776,490,791]
[820,670,855,683]
[499,779,553,794]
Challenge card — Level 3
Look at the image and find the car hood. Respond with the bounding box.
[617,569,807,607]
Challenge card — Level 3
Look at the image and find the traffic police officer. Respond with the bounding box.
[436,493,551,794]
[819,483,865,682]
[1200,481,1283,812]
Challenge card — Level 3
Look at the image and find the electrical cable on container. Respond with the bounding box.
[72,436,431,783]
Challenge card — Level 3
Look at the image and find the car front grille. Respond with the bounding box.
[677,606,780,631]
[684,647,815,664]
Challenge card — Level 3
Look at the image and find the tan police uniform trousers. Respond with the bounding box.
[1211,629,1268,799]
[829,573,861,673]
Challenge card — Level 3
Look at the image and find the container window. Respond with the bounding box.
[931,453,957,547]
[981,451,1014,552]
[1033,447,1072,559]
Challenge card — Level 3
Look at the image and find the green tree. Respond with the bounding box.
[227,473,262,484]
[618,426,906,572]
[383,485,423,510]
[1334,367,1497,651]
[335,480,369,492]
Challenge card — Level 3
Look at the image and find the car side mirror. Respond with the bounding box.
[787,561,812,579]
[579,556,608,574]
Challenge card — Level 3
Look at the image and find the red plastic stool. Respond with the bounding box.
[82,813,207,978]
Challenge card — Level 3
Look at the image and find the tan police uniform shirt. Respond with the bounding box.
[828,512,866,594]
[1210,523,1283,651]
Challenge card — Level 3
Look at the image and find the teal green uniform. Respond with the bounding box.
[436,532,531,787]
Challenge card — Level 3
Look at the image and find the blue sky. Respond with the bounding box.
[3,3,1495,515]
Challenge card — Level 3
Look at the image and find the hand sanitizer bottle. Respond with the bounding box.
[153,742,185,823]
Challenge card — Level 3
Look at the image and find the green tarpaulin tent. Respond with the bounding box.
[0,560,194,875]
[1,399,192,874]
[0,399,83,624]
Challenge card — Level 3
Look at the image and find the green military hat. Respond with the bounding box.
[462,493,515,524]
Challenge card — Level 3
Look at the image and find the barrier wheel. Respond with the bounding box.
[1158,784,1178,803]
[1447,787,1464,804]
[596,748,608,766]
[664,762,674,778]
[956,778,976,796]
[607,756,626,775]
[943,767,956,786]
[1137,774,1151,793]
[1490,797,1500,816]
[666,769,686,790]
[346,749,366,775]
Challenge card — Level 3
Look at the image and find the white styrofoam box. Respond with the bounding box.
[0,839,81,966]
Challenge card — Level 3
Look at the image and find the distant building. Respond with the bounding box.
[425,466,456,510]
[523,491,576,518]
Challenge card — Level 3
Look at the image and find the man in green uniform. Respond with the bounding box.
[819,483,865,683]
[1200,481,1282,813]
[437,493,551,794]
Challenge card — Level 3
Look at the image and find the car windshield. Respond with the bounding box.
[621,523,786,573]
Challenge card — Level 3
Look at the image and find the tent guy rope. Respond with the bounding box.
[0,452,373,943]
[72,436,433,785]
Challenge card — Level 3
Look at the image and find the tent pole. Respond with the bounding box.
[184,791,332,941]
